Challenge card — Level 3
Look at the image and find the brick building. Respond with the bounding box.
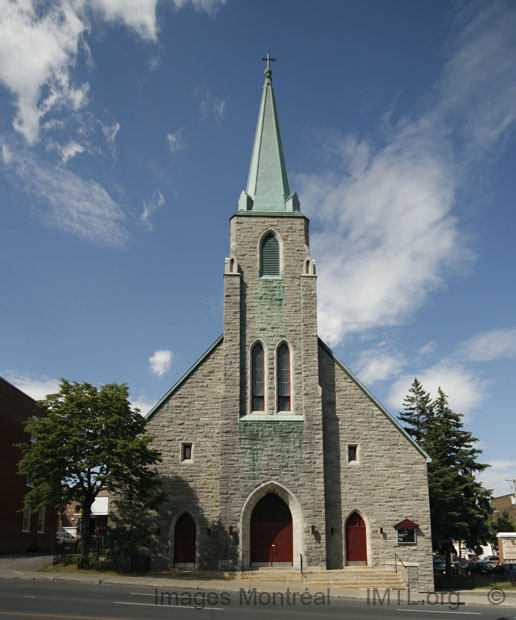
[0,377,57,551]
[492,493,516,524]
[145,65,433,591]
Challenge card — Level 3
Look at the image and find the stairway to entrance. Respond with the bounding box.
[240,566,406,589]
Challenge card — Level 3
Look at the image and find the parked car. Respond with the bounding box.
[433,557,446,574]
[468,560,494,574]
[56,531,76,544]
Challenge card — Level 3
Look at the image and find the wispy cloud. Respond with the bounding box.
[149,349,174,377]
[141,189,165,230]
[458,327,516,362]
[5,372,61,402]
[354,346,405,385]
[478,460,516,497]
[167,129,185,153]
[419,342,436,357]
[196,85,226,123]
[2,147,129,246]
[387,361,488,417]
[130,394,156,416]
[297,2,516,347]
[172,0,227,17]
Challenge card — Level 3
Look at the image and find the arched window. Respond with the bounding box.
[260,233,280,277]
[277,343,291,411]
[251,343,264,411]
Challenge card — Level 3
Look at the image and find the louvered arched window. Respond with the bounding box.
[260,233,280,277]
[251,343,264,411]
[277,343,291,411]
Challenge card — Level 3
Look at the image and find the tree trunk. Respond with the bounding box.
[80,499,94,566]
[445,542,453,575]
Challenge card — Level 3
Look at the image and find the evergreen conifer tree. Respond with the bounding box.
[400,382,491,573]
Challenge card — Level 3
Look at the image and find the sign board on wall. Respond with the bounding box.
[497,532,516,564]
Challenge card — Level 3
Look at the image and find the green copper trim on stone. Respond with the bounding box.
[318,339,432,463]
[145,335,223,420]
[239,67,300,213]
[232,211,306,218]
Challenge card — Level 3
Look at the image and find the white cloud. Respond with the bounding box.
[167,129,185,153]
[1,143,12,165]
[419,341,436,356]
[354,347,405,385]
[3,148,129,246]
[5,372,61,401]
[298,130,465,345]
[141,189,165,230]
[298,2,516,347]
[388,362,487,417]
[458,327,516,362]
[59,140,85,163]
[196,86,226,123]
[101,121,120,146]
[477,460,516,497]
[0,0,88,144]
[149,349,174,377]
[0,0,228,145]
[172,0,227,17]
[130,395,156,416]
[89,0,159,41]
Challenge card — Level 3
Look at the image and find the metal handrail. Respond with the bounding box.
[394,552,407,573]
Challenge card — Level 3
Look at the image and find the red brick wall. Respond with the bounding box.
[0,378,57,551]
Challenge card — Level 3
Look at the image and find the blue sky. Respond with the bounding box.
[1,0,515,497]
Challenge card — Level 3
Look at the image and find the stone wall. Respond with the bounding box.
[319,343,434,591]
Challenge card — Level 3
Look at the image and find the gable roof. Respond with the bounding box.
[145,335,223,421]
[318,338,431,463]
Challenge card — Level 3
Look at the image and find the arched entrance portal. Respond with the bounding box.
[250,494,293,566]
[174,513,196,568]
[345,512,367,565]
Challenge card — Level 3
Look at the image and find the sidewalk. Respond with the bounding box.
[0,558,515,609]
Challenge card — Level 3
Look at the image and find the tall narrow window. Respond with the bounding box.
[251,343,264,411]
[22,505,31,533]
[260,233,280,277]
[277,343,291,411]
[37,507,46,533]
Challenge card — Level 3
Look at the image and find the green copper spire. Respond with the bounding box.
[238,56,300,213]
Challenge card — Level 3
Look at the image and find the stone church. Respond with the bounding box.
[146,64,433,591]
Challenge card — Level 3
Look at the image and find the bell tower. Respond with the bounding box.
[219,60,326,569]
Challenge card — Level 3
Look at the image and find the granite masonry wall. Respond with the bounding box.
[145,211,434,591]
[319,343,434,591]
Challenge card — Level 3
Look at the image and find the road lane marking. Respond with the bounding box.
[396,610,482,615]
[0,612,134,620]
[115,601,224,611]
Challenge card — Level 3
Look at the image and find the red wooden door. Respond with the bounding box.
[250,494,293,565]
[251,521,293,563]
[346,512,367,564]
[174,513,196,566]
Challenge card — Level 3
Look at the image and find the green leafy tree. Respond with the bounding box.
[488,510,516,547]
[400,381,492,573]
[17,380,162,565]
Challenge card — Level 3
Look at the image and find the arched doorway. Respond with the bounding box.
[345,512,367,565]
[250,493,293,566]
[174,513,196,568]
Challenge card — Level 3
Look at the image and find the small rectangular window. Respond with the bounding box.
[181,443,192,462]
[348,445,358,462]
[22,505,31,533]
[37,507,46,533]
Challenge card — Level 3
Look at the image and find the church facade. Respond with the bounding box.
[146,65,433,591]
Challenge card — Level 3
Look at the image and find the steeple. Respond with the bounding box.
[238,57,300,213]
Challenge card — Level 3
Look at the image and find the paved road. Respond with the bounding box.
[0,579,514,620]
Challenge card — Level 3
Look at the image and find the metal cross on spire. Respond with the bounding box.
[261,53,276,71]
